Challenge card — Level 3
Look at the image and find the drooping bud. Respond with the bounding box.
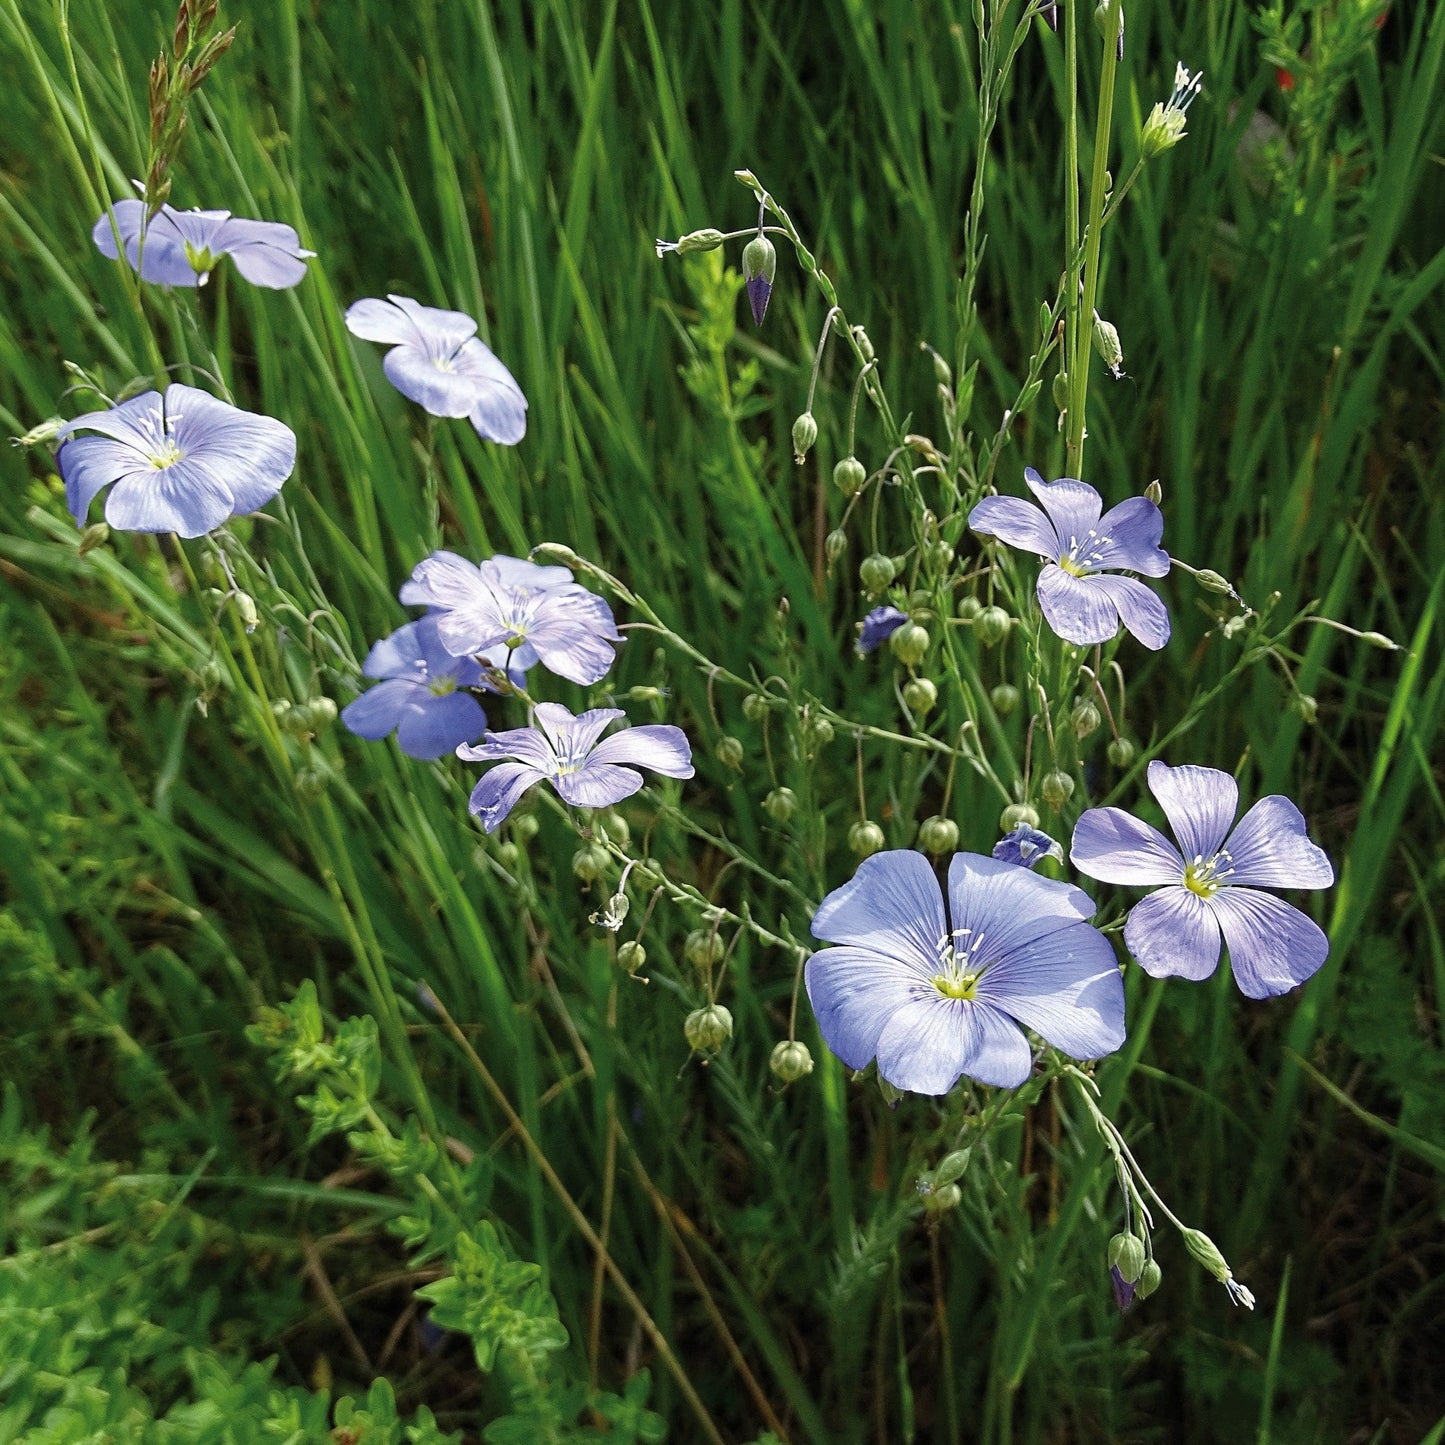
[741,234,776,326]
[975,605,1011,647]
[1092,314,1125,379]
[601,811,630,846]
[925,540,954,574]
[849,820,885,857]
[990,683,1021,717]
[902,677,938,716]
[804,715,835,748]
[512,814,540,843]
[922,1182,962,1214]
[684,1003,733,1053]
[860,554,896,594]
[1194,568,1235,594]
[889,622,931,667]
[1051,371,1070,412]
[825,529,848,565]
[617,940,647,974]
[769,1039,814,1083]
[1136,1258,1162,1298]
[1292,694,1318,725]
[956,595,983,621]
[1000,802,1041,832]
[918,815,959,855]
[684,928,726,971]
[1108,1232,1147,1284]
[14,415,65,448]
[833,455,867,497]
[764,786,797,823]
[1040,770,1076,808]
[742,692,770,722]
[1107,736,1137,768]
[792,411,818,462]
[716,735,745,770]
[1072,698,1102,739]
[590,891,631,931]
[572,843,610,882]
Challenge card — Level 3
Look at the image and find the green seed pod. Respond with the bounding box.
[769,1039,814,1082]
[889,622,931,667]
[849,820,885,857]
[1107,736,1137,768]
[956,595,983,621]
[925,540,954,574]
[601,811,630,846]
[233,591,259,634]
[764,786,797,824]
[684,1003,733,1053]
[990,683,1021,717]
[716,735,745,770]
[975,605,1011,647]
[833,455,867,496]
[923,1182,963,1214]
[496,840,522,869]
[792,411,818,463]
[305,696,339,732]
[572,843,610,882]
[617,940,646,975]
[902,677,938,716]
[1000,802,1041,831]
[805,715,835,748]
[1136,1259,1162,1299]
[1109,1232,1147,1284]
[293,763,328,800]
[860,553,896,594]
[825,529,848,565]
[1092,315,1125,377]
[1071,698,1102,740]
[684,928,726,970]
[198,657,223,691]
[512,814,540,843]
[1051,371,1070,412]
[742,692,770,723]
[918,815,959,855]
[1040,769,1076,808]
[934,1149,972,1187]
[674,228,727,255]
[1292,694,1318,725]
[77,522,111,555]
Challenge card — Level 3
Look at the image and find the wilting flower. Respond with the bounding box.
[992,823,1063,870]
[57,384,296,537]
[856,605,909,656]
[399,550,621,685]
[968,468,1170,650]
[1070,760,1334,997]
[806,850,1125,1093]
[458,702,694,832]
[344,294,527,444]
[1142,63,1204,159]
[92,194,314,288]
[341,615,489,760]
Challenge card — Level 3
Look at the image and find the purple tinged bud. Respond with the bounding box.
[742,235,776,326]
[1110,1264,1138,1313]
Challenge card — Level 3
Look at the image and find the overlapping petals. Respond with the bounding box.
[1071,760,1335,997]
[341,615,490,760]
[92,196,313,288]
[458,702,694,831]
[806,851,1125,1094]
[992,823,1063,870]
[399,550,621,685]
[344,294,527,444]
[56,384,296,537]
[968,468,1171,650]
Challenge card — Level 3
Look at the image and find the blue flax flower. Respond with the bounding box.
[806,850,1125,1093]
[992,823,1063,870]
[856,605,908,656]
[968,468,1170,650]
[400,551,621,685]
[341,615,490,760]
[57,384,296,537]
[458,702,694,832]
[1070,760,1335,997]
[344,294,527,444]
[92,195,313,289]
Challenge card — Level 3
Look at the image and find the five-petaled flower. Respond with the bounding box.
[458,702,694,832]
[399,551,621,686]
[344,294,528,444]
[92,194,314,289]
[341,615,491,760]
[806,850,1125,1094]
[1070,760,1335,997]
[856,605,908,656]
[968,468,1171,650]
[57,384,296,538]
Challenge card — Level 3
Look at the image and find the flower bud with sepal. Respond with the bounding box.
[742,235,776,325]
[770,1039,814,1082]
[684,1004,733,1053]
[918,815,959,854]
[849,820,885,857]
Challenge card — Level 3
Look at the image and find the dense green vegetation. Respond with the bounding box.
[2,0,1442,1441]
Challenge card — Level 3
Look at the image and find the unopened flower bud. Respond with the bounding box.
[852,325,875,363]
[929,349,952,386]
[792,411,818,462]
[198,657,223,690]
[764,786,797,823]
[825,529,848,564]
[1359,631,1398,651]
[902,677,938,716]
[805,715,834,748]
[1195,568,1234,594]
[293,763,328,800]
[1181,1228,1233,1285]
[741,234,776,326]
[77,522,111,554]
[15,415,65,448]
[1094,0,1124,58]
[956,595,983,621]
[1292,694,1318,725]
[617,940,647,974]
[1145,479,1162,505]
[975,605,1011,646]
[833,455,866,497]
[860,554,895,594]
[1136,1258,1162,1298]
[1092,315,1124,378]
[684,1003,733,1053]
[602,811,630,846]
[849,820,885,857]
[233,590,259,633]
[934,1149,971,1187]
[925,540,954,574]
[716,735,745,770]
[918,815,959,855]
[1000,802,1040,831]
[770,1039,814,1082]
[1072,698,1102,739]
[675,227,727,254]
[495,840,522,869]
[572,843,610,882]
[889,622,930,667]
[512,814,540,843]
[990,683,1021,717]
[1107,736,1137,768]
[1108,1232,1147,1283]
[923,1182,962,1214]
[1051,371,1070,412]
[1040,769,1076,808]
[684,928,726,970]
[742,692,770,722]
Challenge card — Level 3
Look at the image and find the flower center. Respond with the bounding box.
[426,674,458,698]
[135,405,186,470]
[932,927,987,999]
[182,241,218,276]
[1183,850,1233,897]
[1059,528,1112,577]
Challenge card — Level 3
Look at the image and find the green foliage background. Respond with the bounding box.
[1,0,1443,1441]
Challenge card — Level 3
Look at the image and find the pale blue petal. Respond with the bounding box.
[967,494,1060,559]
[457,724,555,769]
[1093,496,1170,577]
[346,297,423,346]
[1036,564,1120,645]
[388,295,478,356]
[588,725,694,778]
[1025,472,1103,550]
[1208,888,1330,998]
[875,997,1032,1092]
[224,240,312,289]
[1123,886,1221,981]
[1146,761,1237,863]
[525,594,621,684]
[92,199,145,258]
[399,551,485,609]
[362,621,428,680]
[163,385,296,512]
[945,853,1098,975]
[1071,807,1184,885]
[1220,796,1334,890]
[383,345,483,418]
[811,850,946,977]
[467,760,546,832]
[804,945,922,1071]
[483,555,574,591]
[58,436,149,524]
[534,703,621,757]
[468,388,529,445]
[57,390,166,449]
[1089,574,1170,651]
[554,761,645,808]
[103,464,234,537]
[341,679,415,739]
[395,692,486,759]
